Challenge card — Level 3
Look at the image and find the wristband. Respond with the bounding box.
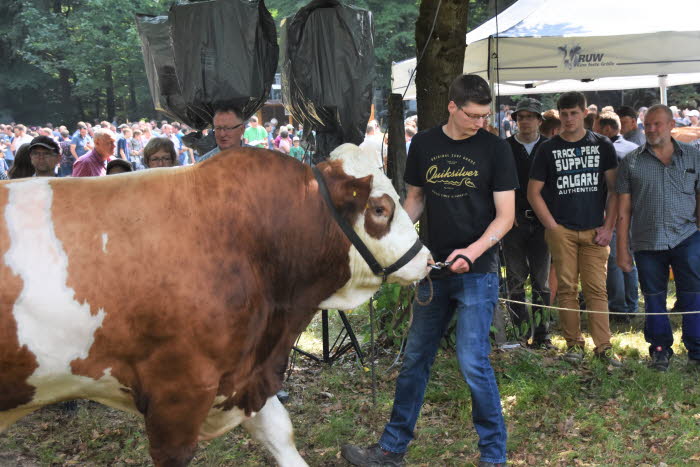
[454,254,473,271]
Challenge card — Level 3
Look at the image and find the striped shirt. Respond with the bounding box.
[616,139,700,251]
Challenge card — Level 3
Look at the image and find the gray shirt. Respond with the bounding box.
[616,139,700,251]
[611,135,638,160]
[623,128,646,146]
[197,146,220,163]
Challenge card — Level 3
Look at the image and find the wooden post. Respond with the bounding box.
[387,93,407,203]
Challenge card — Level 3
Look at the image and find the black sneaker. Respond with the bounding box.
[594,348,623,368]
[649,346,671,372]
[341,444,405,467]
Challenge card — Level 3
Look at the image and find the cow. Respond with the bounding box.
[0,143,430,466]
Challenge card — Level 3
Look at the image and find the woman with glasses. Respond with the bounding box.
[143,137,178,169]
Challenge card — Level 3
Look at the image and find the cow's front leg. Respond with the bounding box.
[242,396,308,467]
[143,390,217,467]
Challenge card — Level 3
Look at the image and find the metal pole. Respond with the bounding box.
[322,310,330,363]
[659,75,668,105]
[369,297,376,406]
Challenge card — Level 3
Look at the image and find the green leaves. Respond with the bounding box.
[1,0,170,122]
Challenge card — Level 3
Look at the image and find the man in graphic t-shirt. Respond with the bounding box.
[528,91,621,366]
[342,74,517,467]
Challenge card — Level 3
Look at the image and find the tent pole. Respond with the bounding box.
[659,75,668,105]
[488,36,497,119]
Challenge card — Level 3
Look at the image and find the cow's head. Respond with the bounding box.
[318,143,430,310]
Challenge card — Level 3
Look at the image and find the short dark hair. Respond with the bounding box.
[646,104,673,121]
[583,113,596,130]
[540,114,561,135]
[213,106,244,122]
[106,159,133,174]
[448,74,492,107]
[557,91,586,111]
[616,106,637,120]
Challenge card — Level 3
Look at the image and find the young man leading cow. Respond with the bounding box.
[343,74,517,467]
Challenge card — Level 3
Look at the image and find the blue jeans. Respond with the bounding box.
[607,231,639,315]
[379,273,507,464]
[634,230,700,360]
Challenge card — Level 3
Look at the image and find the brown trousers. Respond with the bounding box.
[544,225,612,352]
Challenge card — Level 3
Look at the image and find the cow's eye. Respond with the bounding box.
[374,206,384,216]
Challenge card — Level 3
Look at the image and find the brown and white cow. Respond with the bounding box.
[0,143,429,466]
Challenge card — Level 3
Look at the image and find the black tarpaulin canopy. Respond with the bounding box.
[136,0,278,130]
[280,0,375,162]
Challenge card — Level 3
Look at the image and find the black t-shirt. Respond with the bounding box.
[405,126,518,273]
[529,130,617,230]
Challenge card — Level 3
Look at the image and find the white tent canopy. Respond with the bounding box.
[392,0,700,101]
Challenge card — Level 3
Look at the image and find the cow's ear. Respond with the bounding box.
[334,174,372,219]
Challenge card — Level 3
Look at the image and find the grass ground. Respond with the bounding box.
[1,309,699,466]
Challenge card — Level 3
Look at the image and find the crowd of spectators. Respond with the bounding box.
[0,116,308,179]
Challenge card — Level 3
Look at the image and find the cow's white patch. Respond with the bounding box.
[319,144,430,309]
[102,233,108,253]
[242,396,308,467]
[3,179,126,408]
[198,395,249,441]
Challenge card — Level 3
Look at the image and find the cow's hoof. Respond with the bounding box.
[276,390,289,404]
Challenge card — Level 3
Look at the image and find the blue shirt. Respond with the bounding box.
[198,146,220,162]
[117,136,131,161]
[71,134,93,158]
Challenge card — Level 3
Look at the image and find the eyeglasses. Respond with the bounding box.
[30,151,57,159]
[213,122,245,133]
[458,107,491,121]
[149,157,172,164]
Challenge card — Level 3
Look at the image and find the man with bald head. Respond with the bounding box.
[616,104,700,371]
[72,128,116,177]
[198,107,245,162]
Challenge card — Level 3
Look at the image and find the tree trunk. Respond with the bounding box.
[386,93,407,203]
[58,68,74,123]
[128,68,138,121]
[76,96,86,122]
[94,95,101,121]
[415,0,469,242]
[105,65,115,122]
[415,0,469,131]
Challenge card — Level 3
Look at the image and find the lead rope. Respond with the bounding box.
[369,296,377,406]
[414,275,434,306]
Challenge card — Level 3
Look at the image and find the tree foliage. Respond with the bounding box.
[0,0,169,125]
